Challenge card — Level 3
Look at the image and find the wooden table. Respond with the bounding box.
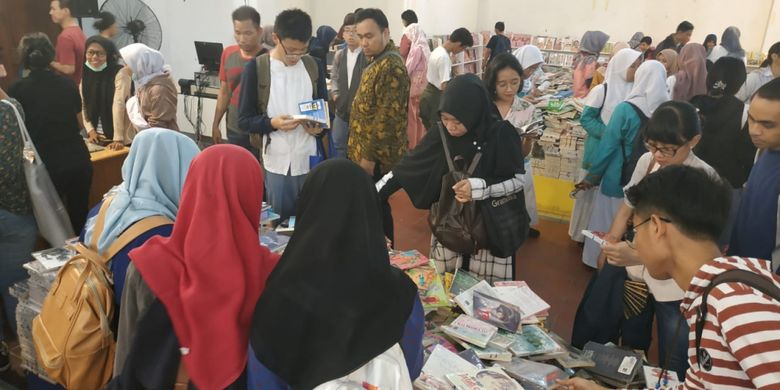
[88,147,129,208]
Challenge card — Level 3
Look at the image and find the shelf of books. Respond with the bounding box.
[429,32,485,78]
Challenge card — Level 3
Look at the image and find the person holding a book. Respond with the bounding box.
[330,12,367,158]
[558,165,780,390]
[238,9,328,222]
[109,145,280,390]
[248,159,423,389]
[376,74,526,283]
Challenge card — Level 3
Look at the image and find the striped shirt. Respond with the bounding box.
[676,257,780,389]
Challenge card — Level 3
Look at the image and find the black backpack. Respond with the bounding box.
[619,102,649,186]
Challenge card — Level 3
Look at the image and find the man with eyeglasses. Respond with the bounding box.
[330,12,367,159]
[559,165,780,390]
[238,8,327,222]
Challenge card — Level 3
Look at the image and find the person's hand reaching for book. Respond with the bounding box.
[88,130,100,144]
[553,378,609,390]
[302,121,323,136]
[271,115,299,132]
[453,179,472,203]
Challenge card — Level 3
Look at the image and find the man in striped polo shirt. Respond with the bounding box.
[560,165,780,389]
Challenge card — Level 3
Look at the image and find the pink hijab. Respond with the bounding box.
[673,43,708,101]
[403,23,430,98]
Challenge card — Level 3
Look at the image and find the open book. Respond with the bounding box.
[294,98,330,128]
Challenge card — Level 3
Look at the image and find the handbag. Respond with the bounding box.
[480,189,530,258]
[309,135,327,169]
[571,263,628,349]
[428,123,488,254]
[621,158,656,318]
[1,99,74,246]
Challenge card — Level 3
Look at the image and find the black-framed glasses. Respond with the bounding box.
[628,216,672,248]
[644,141,681,158]
[279,40,309,59]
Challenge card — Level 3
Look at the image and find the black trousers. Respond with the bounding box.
[374,163,396,246]
[49,162,94,234]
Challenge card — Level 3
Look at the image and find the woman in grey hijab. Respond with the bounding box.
[573,31,610,97]
[708,26,745,63]
[628,32,644,50]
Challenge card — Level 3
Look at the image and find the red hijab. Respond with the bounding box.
[130,145,279,390]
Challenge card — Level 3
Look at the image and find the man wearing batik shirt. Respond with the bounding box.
[559,166,780,390]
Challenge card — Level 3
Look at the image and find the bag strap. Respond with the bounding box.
[437,122,455,172]
[1,99,39,161]
[174,359,190,389]
[102,215,173,260]
[89,195,117,250]
[774,193,780,272]
[467,153,482,176]
[695,269,780,368]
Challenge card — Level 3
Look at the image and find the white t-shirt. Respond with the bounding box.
[736,67,775,104]
[427,46,451,91]
[264,58,316,176]
[624,152,718,302]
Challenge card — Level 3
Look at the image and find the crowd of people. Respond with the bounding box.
[0,0,779,388]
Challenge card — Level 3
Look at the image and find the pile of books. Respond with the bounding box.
[390,250,449,311]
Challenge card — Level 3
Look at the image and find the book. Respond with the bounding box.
[547,333,596,369]
[467,345,513,362]
[449,269,482,296]
[492,282,550,319]
[444,272,454,293]
[390,250,430,270]
[458,349,487,369]
[415,262,450,310]
[642,366,681,389]
[414,374,453,390]
[499,358,569,390]
[422,331,459,354]
[406,267,438,292]
[260,231,290,253]
[488,333,516,350]
[442,315,498,348]
[32,247,76,270]
[472,291,523,332]
[446,368,523,390]
[421,344,478,380]
[294,98,330,128]
[454,280,498,316]
[583,342,643,388]
[581,230,608,246]
[508,325,561,357]
[275,216,295,236]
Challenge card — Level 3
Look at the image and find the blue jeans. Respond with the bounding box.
[331,116,350,159]
[227,130,260,158]
[655,300,689,380]
[0,209,37,341]
[264,169,307,223]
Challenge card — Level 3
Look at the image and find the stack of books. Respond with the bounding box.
[390,250,449,311]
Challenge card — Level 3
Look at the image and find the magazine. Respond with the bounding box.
[508,325,561,357]
[446,368,523,390]
[294,98,330,128]
[390,250,430,270]
[442,315,498,348]
[472,291,523,332]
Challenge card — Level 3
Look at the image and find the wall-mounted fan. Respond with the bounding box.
[100,0,162,50]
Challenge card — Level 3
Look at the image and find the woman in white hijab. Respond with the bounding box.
[579,60,670,268]
[569,48,642,242]
[513,45,546,98]
[708,26,746,64]
[119,43,179,131]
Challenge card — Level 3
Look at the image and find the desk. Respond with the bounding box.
[89,148,129,207]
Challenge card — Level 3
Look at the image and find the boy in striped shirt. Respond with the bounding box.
[560,165,780,389]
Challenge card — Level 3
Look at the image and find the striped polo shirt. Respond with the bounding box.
[678,256,780,389]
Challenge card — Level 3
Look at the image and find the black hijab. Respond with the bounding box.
[250,159,418,390]
[82,35,123,139]
[392,74,525,209]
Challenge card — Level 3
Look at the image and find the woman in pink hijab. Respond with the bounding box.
[672,43,708,101]
[403,23,430,149]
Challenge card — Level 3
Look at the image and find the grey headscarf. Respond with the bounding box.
[721,26,745,59]
[628,32,644,50]
[574,31,610,68]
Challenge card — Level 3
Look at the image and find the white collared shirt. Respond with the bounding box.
[346,47,362,89]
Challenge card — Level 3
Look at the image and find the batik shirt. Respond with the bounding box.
[0,98,31,215]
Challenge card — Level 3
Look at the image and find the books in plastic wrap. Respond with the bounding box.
[408,261,449,310]
[508,325,561,357]
[457,349,487,369]
[487,333,516,350]
[499,358,570,390]
[422,331,459,355]
[583,341,644,388]
[449,269,482,296]
[390,250,430,270]
[466,345,513,362]
[421,344,478,380]
[547,333,596,369]
[454,280,498,316]
[492,281,551,319]
[445,368,523,390]
[441,315,498,348]
[472,291,523,332]
[32,246,76,270]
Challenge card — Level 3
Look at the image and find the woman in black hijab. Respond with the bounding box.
[248,159,424,389]
[690,57,754,246]
[81,35,124,142]
[378,74,526,282]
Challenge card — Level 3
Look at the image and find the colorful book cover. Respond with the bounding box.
[492,282,551,318]
[444,272,454,293]
[415,261,450,310]
[405,267,437,292]
[446,368,523,390]
[294,98,330,128]
[422,331,459,354]
[442,315,498,348]
[454,280,498,316]
[390,250,429,270]
[508,325,561,357]
[449,269,482,296]
[642,366,681,389]
[472,291,523,332]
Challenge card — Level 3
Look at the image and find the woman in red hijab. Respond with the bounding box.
[109,145,280,390]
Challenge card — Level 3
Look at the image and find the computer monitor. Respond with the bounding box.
[194,41,224,72]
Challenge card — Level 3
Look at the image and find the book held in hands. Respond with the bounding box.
[294,98,330,128]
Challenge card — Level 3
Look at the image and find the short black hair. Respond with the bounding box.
[343,12,356,26]
[93,11,115,31]
[761,41,780,68]
[495,22,505,32]
[232,6,260,26]
[274,9,312,42]
[401,10,418,25]
[52,0,73,10]
[449,28,474,47]
[643,101,701,146]
[676,21,694,33]
[640,36,652,45]
[356,8,389,30]
[484,53,523,100]
[626,165,731,243]
[18,32,55,70]
[754,77,780,102]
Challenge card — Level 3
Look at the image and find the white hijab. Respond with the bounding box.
[625,60,670,118]
[513,45,545,69]
[119,43,171,88]
[585,48,641,123]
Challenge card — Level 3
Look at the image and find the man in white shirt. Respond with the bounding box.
[419,28,473,132]
[736,43,780,104]
[238,9,326,222]
[330,12,367,158]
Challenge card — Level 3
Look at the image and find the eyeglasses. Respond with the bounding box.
[644,142,681,158]
[86,50,107,58]
[279,40,309,59]
[343,26,357,36]
[627,216,672,248]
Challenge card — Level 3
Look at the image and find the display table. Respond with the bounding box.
[89,147,129,207]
